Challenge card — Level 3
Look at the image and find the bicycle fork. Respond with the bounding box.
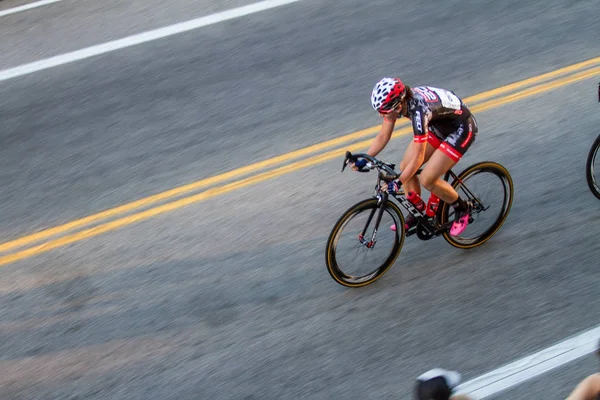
[358,192,389,249]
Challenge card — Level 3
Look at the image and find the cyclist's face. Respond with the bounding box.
[379,109,398,119]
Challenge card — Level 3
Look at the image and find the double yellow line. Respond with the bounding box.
[1,57,599,267]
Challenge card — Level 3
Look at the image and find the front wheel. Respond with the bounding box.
[585,134,600,200]
[440,161,514,249]
[325,197,405,287]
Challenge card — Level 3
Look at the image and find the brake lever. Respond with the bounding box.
[341,151,357,172]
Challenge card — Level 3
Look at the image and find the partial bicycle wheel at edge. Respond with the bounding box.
[440,161,514,249]
[325,198,405,288]
[585,134,600,200]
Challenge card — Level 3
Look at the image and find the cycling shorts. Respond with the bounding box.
[426,116,477,162]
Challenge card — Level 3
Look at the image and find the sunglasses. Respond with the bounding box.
[379,99,402,114]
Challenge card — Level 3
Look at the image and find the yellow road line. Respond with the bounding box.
[0,58,599,258]
[472,66,600,113]
[0,138,381,267]
[465,56,600,104]
[0,127,389,251]
[0,124,380,254]
[1,65,599,267]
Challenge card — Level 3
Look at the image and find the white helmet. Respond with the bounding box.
[371,77,406,112]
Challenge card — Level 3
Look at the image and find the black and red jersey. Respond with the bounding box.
[406,86,473,143]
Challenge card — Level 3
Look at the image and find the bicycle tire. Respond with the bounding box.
[440,161,514,249]
[585,134,600,200]
[325,198,405,287]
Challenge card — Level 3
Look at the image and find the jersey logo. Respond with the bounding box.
[414,87,439,102]
[427,86,461,110]
[414,111,422,132]
[415,86,462,110]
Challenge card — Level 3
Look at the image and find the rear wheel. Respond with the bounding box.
[440,161,514,249]
[585,134,600,200]
[325,198,405,287]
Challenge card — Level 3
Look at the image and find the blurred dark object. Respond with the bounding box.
[415,369,464,400]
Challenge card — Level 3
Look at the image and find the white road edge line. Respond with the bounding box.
[0,0,64,17]
[0,0,301,82]
[455,324,600,399]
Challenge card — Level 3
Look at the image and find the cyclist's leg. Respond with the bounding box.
[391,140,436,232]
[419,118,477,235]
[393,136,437,232]
[419,150,459,203]
[399,140,436,196]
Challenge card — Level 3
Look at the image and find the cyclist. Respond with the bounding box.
[352,77,477,236]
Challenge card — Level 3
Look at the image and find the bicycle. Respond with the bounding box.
[325,151,514,288]
[584,82,600,200]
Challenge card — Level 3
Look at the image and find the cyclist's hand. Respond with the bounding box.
[351,159,367,171]
[385,180,401,194]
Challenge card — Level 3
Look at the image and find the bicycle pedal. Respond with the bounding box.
[405,226,417,237]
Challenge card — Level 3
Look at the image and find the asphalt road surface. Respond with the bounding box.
[0,0,599,399]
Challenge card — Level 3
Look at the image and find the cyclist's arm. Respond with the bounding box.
[365,113,396,157]
[566,373,600,400]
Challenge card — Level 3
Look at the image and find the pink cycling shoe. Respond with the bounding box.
[390,218,416,232]
[450,209,471,236]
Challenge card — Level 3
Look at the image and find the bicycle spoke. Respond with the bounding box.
[335,209,396,277]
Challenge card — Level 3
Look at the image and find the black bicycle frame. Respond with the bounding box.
[357,191,389,248]
[342,151,481,243]
[374,168,485,240]
[390,190,452,238]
